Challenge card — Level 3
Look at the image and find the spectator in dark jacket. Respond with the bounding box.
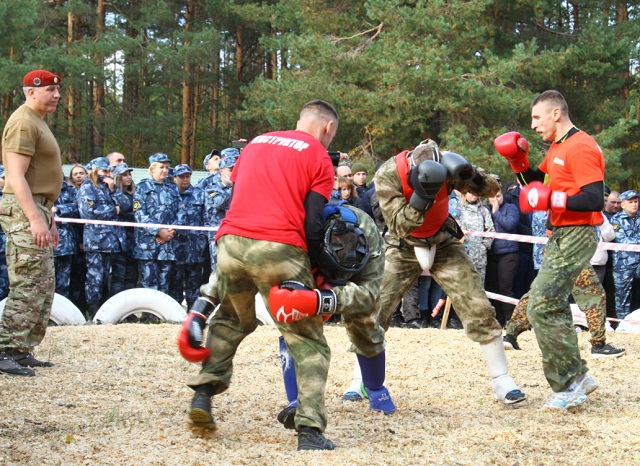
[333,176,363,209]
[503,181,536,298]
[485,190,520,326]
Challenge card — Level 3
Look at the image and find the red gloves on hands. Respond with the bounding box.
[178,311,212,363]
[494,131,530,173]
[519,181,567,213]
[268,280,337,323]
[178,297,216,363]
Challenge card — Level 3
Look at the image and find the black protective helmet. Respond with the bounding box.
[318,214,370,281]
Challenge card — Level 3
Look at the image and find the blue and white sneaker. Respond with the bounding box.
[541,383,587,411]
[574,373,599,395]
[363,386,396,415]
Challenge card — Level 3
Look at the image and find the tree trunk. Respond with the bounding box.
[180,0,195,164]
[93,0,106,157]
[235,25,244,138]
[66,11,78,162]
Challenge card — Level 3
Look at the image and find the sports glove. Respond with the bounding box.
[269,280,337,323]
[440,151,484,188]
[178,297,216,363]
[408,160,448,213]
[519,181,567,213]
[493,132,530,173]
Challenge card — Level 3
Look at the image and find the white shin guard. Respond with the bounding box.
[344,356,363,395]
[480,337,519,401]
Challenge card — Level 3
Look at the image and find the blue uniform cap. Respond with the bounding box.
[219,155,237,170]
[220,147,240,159]
[112,163,133,177]
[620,190,639,201]
[203,149,220,170]
[173,164,192,176]
[149,153,171,165]
[89,157,111,171]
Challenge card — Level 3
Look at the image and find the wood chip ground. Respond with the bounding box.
[1,324,638,465]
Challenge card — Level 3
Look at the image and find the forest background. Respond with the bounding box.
[1,0,639,189]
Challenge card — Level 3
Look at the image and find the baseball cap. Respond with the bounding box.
[173,164,192,176]
[112,163,133,177]
[149,153,171,165]
[203,149,220,170]
[620,190,639,202]
[220,147,240,159]
[89,157,111,171]
[23,69,61,87]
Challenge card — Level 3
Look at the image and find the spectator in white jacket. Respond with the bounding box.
[591,216,615,285]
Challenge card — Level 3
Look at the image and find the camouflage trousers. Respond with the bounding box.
[138,259,173,294]
[527,225,595,392]
[0,197,55,352]
[506,265,606,346]
[613,263,639,319]
[85,252,113,305]
[378,236,502,343]
[111,253,138,296]
[0,251,10,301]
[170,262,203,308]
[189,234,331,432]
[54,255,72,297]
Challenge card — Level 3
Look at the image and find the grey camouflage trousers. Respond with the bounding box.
[187,234,330,432]
[377,236,502,343]
[527,225,594,392]
[0,197,55,352]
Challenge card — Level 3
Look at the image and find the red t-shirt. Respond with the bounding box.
[539,131,605,227]
[216,130,335,250]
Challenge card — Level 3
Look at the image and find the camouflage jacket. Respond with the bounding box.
[53,180,79,257]
[374,143,499,248]
[133,177,181,260]
[457,201,494,258]
[174,185,207,264]
[78,179,128,253]
[611,210,640,266]
[204,173,233,237]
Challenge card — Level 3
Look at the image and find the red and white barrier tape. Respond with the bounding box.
[464,229,640,253]
[55,218,640,253]
[56,217,219,232]
[484,291,640,326]
[54,217,639,326]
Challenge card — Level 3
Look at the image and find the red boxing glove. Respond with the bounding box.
[177,297,216,363]
[178,312,212,363]
[269,280,337,323]
[494,131,530,173]
[519,181,567,213]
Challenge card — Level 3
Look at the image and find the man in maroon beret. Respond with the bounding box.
[0,69,64,376]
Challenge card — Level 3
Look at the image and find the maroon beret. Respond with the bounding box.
[23,70,61,87]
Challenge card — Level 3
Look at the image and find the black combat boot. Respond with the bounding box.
[0,352,35,376]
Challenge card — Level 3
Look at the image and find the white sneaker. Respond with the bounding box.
[574,373,598,395]
[541,383,587,411]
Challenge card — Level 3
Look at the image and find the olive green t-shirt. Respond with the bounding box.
[1,103,63,201]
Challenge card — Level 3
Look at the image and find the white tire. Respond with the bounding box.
[255,293,274,326]
[0,293,86,326]
[94,288,187,324]
[616,309,640,333]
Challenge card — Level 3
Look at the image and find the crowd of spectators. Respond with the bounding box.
[0,150,636,328]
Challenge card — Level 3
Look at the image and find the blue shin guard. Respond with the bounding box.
[357,351,396,415]
[279,336,298,403]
